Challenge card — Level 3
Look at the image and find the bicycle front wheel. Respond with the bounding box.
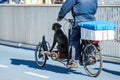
[83,44,102,77]
[35,44,47,67]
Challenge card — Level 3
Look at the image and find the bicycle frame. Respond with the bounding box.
[63,18,102,77]
[64,18,100,50]
[35,18,102,77]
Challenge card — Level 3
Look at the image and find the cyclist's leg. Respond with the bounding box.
[67,26,80,68]
[70,26,81,60]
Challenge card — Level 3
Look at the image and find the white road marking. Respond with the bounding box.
[25,72,49,79]
[0,64,8,68]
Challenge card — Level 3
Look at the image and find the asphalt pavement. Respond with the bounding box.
[0,45,120,80]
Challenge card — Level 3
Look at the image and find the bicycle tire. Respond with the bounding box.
[83,44,102,77]
[35,44,47,67]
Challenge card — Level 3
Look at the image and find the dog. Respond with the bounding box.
[49,23,68,59]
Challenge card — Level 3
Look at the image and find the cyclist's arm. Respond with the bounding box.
[58,0,76,20]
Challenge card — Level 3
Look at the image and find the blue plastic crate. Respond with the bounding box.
[78,20,116,30]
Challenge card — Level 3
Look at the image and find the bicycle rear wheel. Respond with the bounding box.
[35,44,47,67]
[83,44,102,77]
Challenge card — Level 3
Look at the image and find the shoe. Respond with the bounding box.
[66,60,78,68]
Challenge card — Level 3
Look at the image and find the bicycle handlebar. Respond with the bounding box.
[63,18,74,24]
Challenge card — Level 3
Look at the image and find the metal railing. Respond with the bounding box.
[0,4,120,61]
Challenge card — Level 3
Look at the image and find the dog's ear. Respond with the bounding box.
[52,23,61,31]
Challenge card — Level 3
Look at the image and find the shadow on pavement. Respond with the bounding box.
[102,61,120,76]
[10,58,86,76]
[102,68,120,76]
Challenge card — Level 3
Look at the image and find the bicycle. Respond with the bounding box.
[35,18,103,77]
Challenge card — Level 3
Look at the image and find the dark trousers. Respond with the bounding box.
[70,26,81,60]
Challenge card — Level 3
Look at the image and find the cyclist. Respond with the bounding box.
[57,0,98,68]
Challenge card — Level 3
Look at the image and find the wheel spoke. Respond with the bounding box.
[35,45,47,67]
[83,44,102,77]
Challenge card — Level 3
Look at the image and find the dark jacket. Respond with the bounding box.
[58,0,98,26]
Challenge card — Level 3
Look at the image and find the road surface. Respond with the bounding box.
[0,45,120,80]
